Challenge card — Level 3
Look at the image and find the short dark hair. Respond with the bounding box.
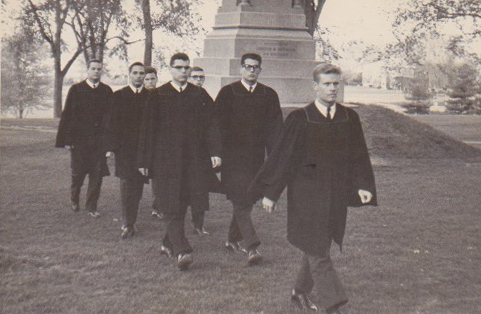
[87,59,102,68]
[170,53,190,66]
[312,63,342,83]
[129,62,145,73]
[241,53,262,66]
[190,66,204,72]
[145,66,157,77]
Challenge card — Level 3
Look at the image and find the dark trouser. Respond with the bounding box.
[228,202,260,251]
[163,202,193,256]
[151,178,158,211]
[70,147,104,212]
[294,242,348,311]
[191,209,205,229]
[120,177,144,228]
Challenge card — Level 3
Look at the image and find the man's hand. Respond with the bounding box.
[106,151,114,158]
[262,197,276,213]
[358,189,373,204]
[65,145,74,150]
[138,168,149,177]
[211,156,222,168]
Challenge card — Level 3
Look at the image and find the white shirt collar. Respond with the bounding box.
[314,99,336,119]
[170,81,188,93]
[241,80,257,93]
[86,79,99,89]
[129,84,144,93]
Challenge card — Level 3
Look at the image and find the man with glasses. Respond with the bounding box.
[138,53,222,271]
[188,66,206,87]
[215,52,283,266]
[103,62,149,239]
[56,59,112,218]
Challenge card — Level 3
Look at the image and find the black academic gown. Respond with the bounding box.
[249,103,377,255]
[102,86,149,182]
[215,81,283,205]
[55,80,112,176]
[137,82,221,214]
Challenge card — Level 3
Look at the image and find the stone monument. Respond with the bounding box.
[194,0,320,104]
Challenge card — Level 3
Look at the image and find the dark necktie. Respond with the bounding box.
[179,86,183,93]
[327,106,331,120]
[249,86,253,93]
[136,88,139,94]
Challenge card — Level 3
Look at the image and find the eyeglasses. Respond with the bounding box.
[242,64,261,71]
[190,75,205,80]
[172,66,191,71]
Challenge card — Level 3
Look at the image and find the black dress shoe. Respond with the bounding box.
[121,226,135,239]
[225,241,247,254]
[151,210,163,219]
[177,253,193,271]
[291,289,318,311]
[88,211,100,218]
[71,202,80,211]
[247,249,263,265]
[160,245,173,258]
[194,227,210,235]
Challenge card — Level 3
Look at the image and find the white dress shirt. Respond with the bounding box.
[314,99,336,119]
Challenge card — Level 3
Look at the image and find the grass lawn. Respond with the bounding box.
[1,106,481,314]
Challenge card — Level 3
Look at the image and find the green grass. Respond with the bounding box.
[1,106,481,314]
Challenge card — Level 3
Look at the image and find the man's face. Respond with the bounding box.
[129,65,146,88]
[87,62,103,82]
[170,59,190,85]
[144,73,158,90]
[240,58,261,84]
[314,73,341,104]
[189,70,205,87]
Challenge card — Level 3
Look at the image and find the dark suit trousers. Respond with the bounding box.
[163,202,193,256]
[228,202,260,250]
[120,176,144,227]
[191,208,205,229]
[70,148,103,212]
[294,242,348,311]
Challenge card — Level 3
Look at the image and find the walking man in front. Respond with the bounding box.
[138,53,222,271]
[249,63,377,313]
[215,53,283,265]
[103,62,149,238]
[55,59,112,217]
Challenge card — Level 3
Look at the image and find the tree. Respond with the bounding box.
[446,63,480,114]
[68,0,125,64]
[23,0,82,118]
[1,32,51,118]
[135,0,202,66]
[299,0,327,36]
[391,0,481,67]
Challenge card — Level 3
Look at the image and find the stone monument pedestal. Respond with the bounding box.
[194,0,320,104]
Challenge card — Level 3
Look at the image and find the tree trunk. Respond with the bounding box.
[53,57,64,118]
[142,0,153,66]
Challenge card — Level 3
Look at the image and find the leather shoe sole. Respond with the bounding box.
[177,253,193,271]
[291,290,318,311]
[160,245,173,258]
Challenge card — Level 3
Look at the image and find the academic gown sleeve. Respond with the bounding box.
[248,109,307,202]
[347,111,377,206]
[202,89,222,158]
[137,91,155,169]
[264,89,283,155]
[101,92,122,153]
[55,85,77,147]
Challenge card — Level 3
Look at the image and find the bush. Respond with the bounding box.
[402,102,430,114]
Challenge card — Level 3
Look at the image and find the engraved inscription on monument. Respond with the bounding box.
[256,42,297,59]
